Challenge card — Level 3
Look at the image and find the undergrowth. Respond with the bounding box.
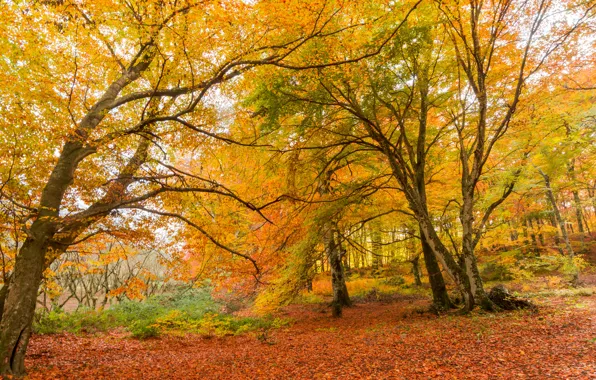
[34,288,289,339]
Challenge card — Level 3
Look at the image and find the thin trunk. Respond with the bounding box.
[317,165,351,317]
[539,169,578,284]
[568,159,584,234]
[508,221,518,242]
[573,191,584,234]
[407,76,453,310]
[540,170,574,256]
[527,218,537,249]
[545,195,565,254]
[370,225,382,273]
[536,218,545,246]
[581,210,591,235]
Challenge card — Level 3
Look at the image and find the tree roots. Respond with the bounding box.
[488,284,536,311]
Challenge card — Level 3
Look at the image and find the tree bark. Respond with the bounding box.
[536,218,545,246]
[0,276,11,324]
[417,217,474,310]
[508,221,518,242]
[370,225,382,274]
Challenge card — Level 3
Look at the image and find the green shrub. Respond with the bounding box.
[34,309,116,334]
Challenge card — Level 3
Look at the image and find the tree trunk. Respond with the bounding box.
[536,218,546,246]
[460,195,495,311]
[0,276,11,324]
[0,230,49,375]
[417,217,474,310]
[411,255,422,287]
[526,218,537,250]
[419,225,452,309]
[567,160,584,234]
[325,226,351,317]
[573,190,584,234]
[463,250,494,310]
[370,225,382,274]
[508,221,518,242]
[539,170,579,285]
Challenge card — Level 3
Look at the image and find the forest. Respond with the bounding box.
[0,0,595,378]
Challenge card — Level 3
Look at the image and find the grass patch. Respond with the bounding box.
[34,288,290,339]
[33,308,117,335]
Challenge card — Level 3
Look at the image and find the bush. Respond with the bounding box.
[130,320,160,339]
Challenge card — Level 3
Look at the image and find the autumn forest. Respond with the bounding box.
[1,0,595,378]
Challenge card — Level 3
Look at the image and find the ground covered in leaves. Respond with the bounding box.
[27,295,596,379]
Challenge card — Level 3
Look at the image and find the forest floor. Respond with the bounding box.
[26,293,596,379]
